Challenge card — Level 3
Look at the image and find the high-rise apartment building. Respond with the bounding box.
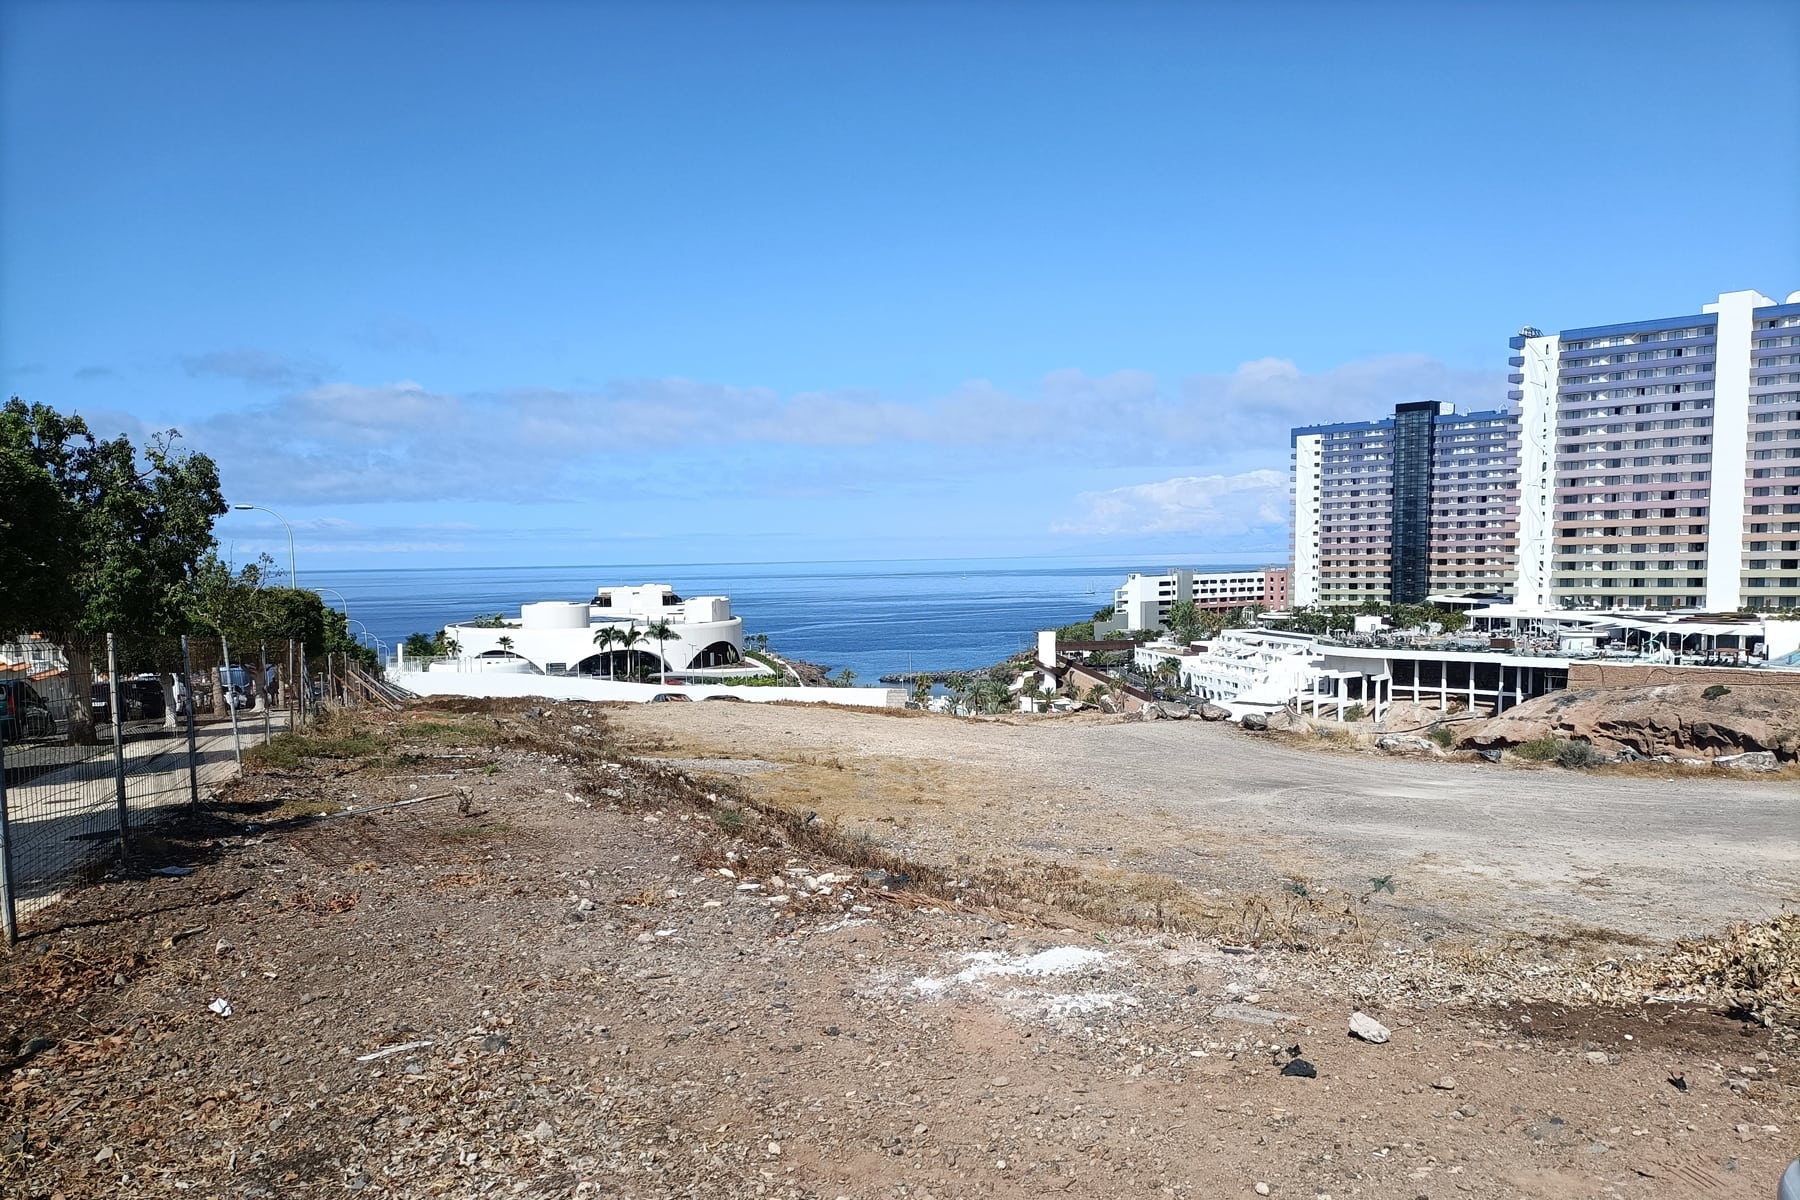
[1290,404,1522,606]
[1290,287,1800,612]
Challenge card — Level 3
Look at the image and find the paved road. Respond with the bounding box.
[615,704,1800,943]
[2,710,287,923]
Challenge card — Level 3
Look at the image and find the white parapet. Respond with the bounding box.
[394,671,906,708]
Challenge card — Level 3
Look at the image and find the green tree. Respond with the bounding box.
[497,635,514,654]
[1090,605,1115,623]
[2,399,226,743]
[912,676,932,707]
[608,625,644,679]
[1165,599,1204,645]
[640,619,678,684]
[833,667,857,688]
[403,632,437,659]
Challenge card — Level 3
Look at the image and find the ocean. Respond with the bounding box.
[309,558,1257,682]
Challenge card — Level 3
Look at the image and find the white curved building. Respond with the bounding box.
[429,584,748,678]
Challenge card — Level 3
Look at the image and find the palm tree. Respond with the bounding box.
[592,625,617,678]
[497,635,514,656]
[640,619,678,684]
[613,626,644,679]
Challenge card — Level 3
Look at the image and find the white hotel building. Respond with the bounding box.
[428,584,747,678]
[1292,287,1800,613]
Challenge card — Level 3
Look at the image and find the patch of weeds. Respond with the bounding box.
[482,762,501,776]
[246,729,389,771]
[1513,735,1560,762]
[1368,873,1397,896]
[1702,684,1730,701]
[1342,704,1365,722]
[1555,739,1605,769]
[711,806,746,832]
[1428,725,1455,748]
[1283,879,1311,899]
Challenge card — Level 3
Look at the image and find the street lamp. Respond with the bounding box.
[316,587,352,626]
[230,504,297,589]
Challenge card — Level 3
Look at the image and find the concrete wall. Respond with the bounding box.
[394,670,906,707]
[1566,663,1800,691]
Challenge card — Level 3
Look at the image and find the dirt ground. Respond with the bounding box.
[2,699,1795,1200]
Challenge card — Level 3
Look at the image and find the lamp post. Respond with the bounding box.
[316,586,352,626]
[230,504,297,589]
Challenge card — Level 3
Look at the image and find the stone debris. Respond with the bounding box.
[1348,1011,1391,1043]
[1212,1002,1300,1027]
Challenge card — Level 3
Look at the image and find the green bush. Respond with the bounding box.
[1513,736,1560,761]
[1702,684,1730,701]
[1555,739,1606,769]
[1428,725,1454,748]
[1342,703,1365,722]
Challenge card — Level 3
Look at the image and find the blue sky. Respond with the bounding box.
[4,0,1797,571]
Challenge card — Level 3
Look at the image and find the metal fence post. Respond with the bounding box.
[181,635,201,807]
[106,632,131,859]
[0,718,18,945]
[221,635,243,771]
[259,642,272,746]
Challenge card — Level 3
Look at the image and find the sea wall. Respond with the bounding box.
[392,671,906,708]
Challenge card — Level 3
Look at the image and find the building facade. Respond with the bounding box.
[1292,287,1800,612]
[1111,566,1291,632]
[1290,405,1522,607]
[1543,289,1800,612]
[434,583,746,677]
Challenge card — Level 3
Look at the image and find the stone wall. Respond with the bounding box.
[1565,663,1800,691]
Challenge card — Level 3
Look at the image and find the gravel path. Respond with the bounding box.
[613,704,1800,945]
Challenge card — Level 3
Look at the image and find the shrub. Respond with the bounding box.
[1555,739,1606,769]
[1342,703,1365,722]
[1702,684,1730,701]
[1428,725,1454,748]
[1513,736,1560,761]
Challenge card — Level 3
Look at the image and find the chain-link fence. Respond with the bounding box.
[0,632,314,942]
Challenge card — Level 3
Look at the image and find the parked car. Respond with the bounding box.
[648,692,692,703]
[702,694,746,702]
[1,679,56,741]
[91,677,167,724]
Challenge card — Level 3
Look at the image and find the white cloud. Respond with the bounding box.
[181,349,334,389]
[125,351,1500,506]
[1052,470,1289,536]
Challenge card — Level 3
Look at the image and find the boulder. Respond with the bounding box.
[1477,748,1504,764]
[1348,1011,1391,1044]
[1155,702,1190,720]
[1240,712,1270,732]
[1375,734,1437,755]
[1715,750,1779,772]
[1457,684,1799,761]
[1197,702,1231,722]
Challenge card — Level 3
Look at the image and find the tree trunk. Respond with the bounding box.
[66,642,98,745]
[160,672,179,729]
[210,651,225,717]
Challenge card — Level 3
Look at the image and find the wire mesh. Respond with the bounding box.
[0,632,301,937]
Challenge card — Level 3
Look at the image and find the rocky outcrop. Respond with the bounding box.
[1458,684,1800,761]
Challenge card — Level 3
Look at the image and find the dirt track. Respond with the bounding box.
[612,703,1800,947]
